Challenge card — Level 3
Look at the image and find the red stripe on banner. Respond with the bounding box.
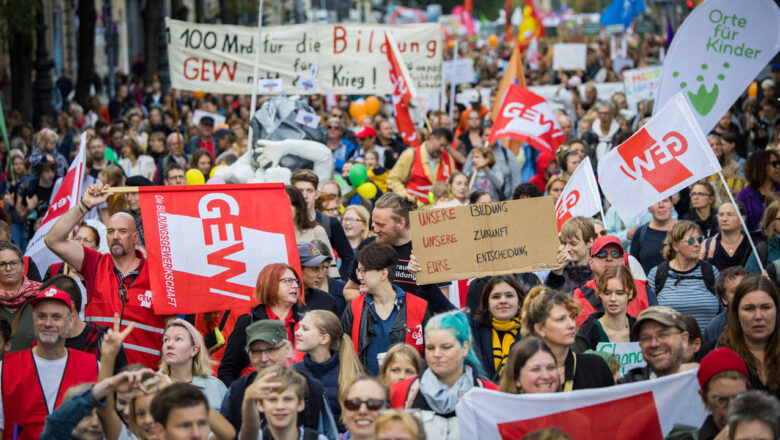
[496,391,663,440]
[616,128,693,193]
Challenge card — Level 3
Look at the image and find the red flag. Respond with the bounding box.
[488,84,565,153]
[139,183,301,315]
[385,31,420,147]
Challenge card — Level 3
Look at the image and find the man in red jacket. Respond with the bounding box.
[0,287,99,439]
[573,235,650,327]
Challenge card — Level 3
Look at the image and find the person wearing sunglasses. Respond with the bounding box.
[340,377,389,440]
[682,182,719,238]
[326,117,358,174]
[647,221,721,330]
[737,149,780,231]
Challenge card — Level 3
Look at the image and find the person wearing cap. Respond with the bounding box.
[45,183,166,369]
[185,115,215,157]
[219,320,336,439]
[355,125,393,169]
[696,347,749,440]
[387,127,456,205]
[297,242,342,317]
[326,117,358,174]
[618,306,697,384]
[0,286,99,439]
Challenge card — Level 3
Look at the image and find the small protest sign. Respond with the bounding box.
[192,110,226,127]
[257,78,284,94]
[597,341,646,376]
[623,66,661,112]
[295,110,321,128]
[442,58,476,85]
[552,43,587,71]
[410,197,560,284]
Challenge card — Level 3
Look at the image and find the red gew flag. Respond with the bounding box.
[385,31,420,147]
[488,84,565,153]
[139,183,300,315]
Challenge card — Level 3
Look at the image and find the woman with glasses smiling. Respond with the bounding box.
[339,377,389,440]
[648,221,721,330]
[737,149,780,231]
[217,263,306,386]
[0,242,42,351]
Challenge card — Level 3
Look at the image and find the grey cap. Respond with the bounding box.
[634,306,687,334]
[297,241,330,267]
[245,319,287,349]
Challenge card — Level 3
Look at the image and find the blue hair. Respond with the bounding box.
[424,310,486,378]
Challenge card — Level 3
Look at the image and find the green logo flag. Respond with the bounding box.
[0,99,10,156]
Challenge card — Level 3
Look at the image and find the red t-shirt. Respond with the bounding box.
[80,246,145,302]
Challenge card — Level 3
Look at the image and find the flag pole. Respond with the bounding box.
[718,171,764,272]
[247,0,265,147]
[171,89,182,149]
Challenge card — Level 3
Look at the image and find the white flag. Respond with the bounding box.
[555,157,601,231]
[598,93,720,223]
[654,0,780,133]
[25,132,87,272]
[456,369,707,439]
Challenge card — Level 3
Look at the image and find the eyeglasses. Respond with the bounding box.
[771,161,780,168]
[638,329,681,346]
[342,217,361,223]
[279,277,299,287]
[323,207,339,214]
[0,260,22,270]
[709,394,740,409]
[247,343,286,358]
[593,250,623,259]
[73,236,94,246]
[690,192,711,198]
[684,236,705,245]
[343,398,388,411]
[327,126,342,130]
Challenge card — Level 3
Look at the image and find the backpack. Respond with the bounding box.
[581,286,602,313]
[653,260,717,296]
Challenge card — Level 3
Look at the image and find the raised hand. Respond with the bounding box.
[243,372,281,404]
[101,313,134,361]
[106,368,157,394]
[82,183,110,209]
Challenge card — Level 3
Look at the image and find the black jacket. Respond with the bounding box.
[573,312,638,353]
[564,349,615,390]
[304,288,340,316]
[217,304,304,386]
[469,316,521,382]
[293,352,343,431]
[698,415,720,440]
[315,211,354,281]
[617,365,653,384]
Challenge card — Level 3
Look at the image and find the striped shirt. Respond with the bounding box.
[648,264,721,329]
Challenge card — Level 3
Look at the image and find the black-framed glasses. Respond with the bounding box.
[247,343,286,358]
[279,277,299,287]
[0,260,22,270]
[593,250,623,259]
[771,161,780,168]
[343,398,388,411]
[685,236,705,245]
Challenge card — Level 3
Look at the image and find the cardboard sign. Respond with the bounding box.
[410,197,560,284]
[442,58,476,85]
[295,110,321,128]
[623,66,661,111]
[596,341,646,376]
[166,18,442,95]
[552,43,587,71]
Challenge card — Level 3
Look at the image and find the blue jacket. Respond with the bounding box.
[40,385,104,440]
[747,234,780,273]
[293,352,342,429]
[315,211,355,282]
[332,139,358,173]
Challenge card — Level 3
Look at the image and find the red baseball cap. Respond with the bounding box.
[355,126,376,139]
[590,235,624,257]
[30,287,73,311]
[697,347,748,387]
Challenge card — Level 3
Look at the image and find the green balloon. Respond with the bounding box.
[348,163,368,187]
[104,147,118,163]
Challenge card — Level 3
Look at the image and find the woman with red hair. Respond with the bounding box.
[216,263,305,386]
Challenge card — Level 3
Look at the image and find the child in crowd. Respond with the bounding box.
[256,365,328,440]
[365,150,387,193]
[468,146,504,202]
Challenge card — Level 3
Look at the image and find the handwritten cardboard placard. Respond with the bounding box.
[166,18,442,95]
[596,341,646,377]
[552,43,587,71]
[410,197,560,284]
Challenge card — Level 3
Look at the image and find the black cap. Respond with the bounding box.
[200,116,215,126]
[125,175,154,187]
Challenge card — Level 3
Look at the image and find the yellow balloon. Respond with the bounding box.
[186,169,206,185]
[210,164,226,179]
[364,96,381,116]
[357,182,377,199]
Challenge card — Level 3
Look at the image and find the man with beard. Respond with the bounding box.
[387,127,455,205]
[45,183,165,369]
[618,306,697,383]
[0,286,99,439]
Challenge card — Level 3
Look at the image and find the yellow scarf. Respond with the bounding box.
[492,317,521,375]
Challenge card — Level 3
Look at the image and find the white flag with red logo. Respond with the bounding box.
[598,93,721,223]
[139,183,301,314]
[488,84,565,153]
[456,369,707,440]
[26,132,87,271]
[385,31,420,147]
[555,157,601,231]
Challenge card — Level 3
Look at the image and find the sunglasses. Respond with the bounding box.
[685,236,705,245]
[593,250,623,259]
[327,126,342,130]
[771,161,780,168]
[343,398,388,411]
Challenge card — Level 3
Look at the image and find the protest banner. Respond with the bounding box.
[654,0,780,134]
[442,58,476,85]
[598,93,721,223]
[139,183,300,315]
[489,84,565,153]
[456,369,707,440]
[555,157,602,231]
[410,197,560,285]
[552,43,586,71]
[25,133,86,273]
[597,341,646,377]
[165,18,442,95]
[623,66,661,112]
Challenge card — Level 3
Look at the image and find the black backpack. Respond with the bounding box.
[653,260,717,296]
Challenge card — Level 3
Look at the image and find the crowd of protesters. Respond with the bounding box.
[0,12,779,440]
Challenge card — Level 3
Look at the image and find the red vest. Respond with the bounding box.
[406,146,454,203]
[573,278,650,327]
[1,349,98,440]
[350,292,427,356]
[84,254,164,368]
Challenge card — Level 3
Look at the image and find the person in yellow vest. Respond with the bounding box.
[387,128,456,205]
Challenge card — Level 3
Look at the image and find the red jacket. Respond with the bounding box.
[349,291,427,358]
[573,278,650,327]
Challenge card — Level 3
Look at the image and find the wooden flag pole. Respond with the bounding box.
[171,89,182,148]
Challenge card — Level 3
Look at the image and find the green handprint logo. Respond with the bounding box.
[673,62,729,116]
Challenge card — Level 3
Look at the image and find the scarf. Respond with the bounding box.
[593,119,620,160]
[0,277,42,308]
[492,317,521,375]
[419,365,474,415]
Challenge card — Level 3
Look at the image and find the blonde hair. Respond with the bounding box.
[521,286,580,336]
[662,220,702,261]
[760,201,780,240]
[472,146,496,168]
[545,175,568,195]
[374,410,427,440]
[129,374,169,438]
[380,343,423,386]
[160,319,214,378]
[342,205,371,241]
[304,310,364,400]
[560,216,596,245]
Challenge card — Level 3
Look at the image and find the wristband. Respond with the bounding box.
[80,200,90,212]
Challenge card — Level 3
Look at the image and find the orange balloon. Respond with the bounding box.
[355,113,369,126]
[349,102,366,120]
[364,96,380,116]
[748,81,758,99]
[193,90,206,99]
[488,35,498,47]
[447,39,455,49]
